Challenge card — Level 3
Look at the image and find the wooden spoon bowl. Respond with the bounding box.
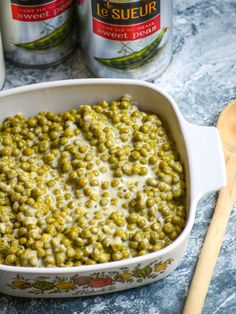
[217,100,236,154]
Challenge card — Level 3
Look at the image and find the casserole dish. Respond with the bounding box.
[0,79,226,298]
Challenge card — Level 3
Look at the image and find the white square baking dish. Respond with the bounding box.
[0,79,226,297]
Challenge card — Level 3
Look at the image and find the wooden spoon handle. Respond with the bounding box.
[183,156,236,314]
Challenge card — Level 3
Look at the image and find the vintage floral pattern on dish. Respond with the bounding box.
[8,258,173,295]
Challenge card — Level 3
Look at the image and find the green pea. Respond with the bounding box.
[139,125,150,133]
[2,137,13,146]
[139,166,148,176]
[27,118,38,127]
[163,223,175,233]
[0,147,12,156]
[5,254,17,265]
[131,151,141,161]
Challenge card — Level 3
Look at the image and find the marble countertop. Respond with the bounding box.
[1,0,236,313]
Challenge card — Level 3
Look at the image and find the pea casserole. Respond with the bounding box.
[0,96,186,267]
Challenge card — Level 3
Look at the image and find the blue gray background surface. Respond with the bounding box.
[1,0,236,313]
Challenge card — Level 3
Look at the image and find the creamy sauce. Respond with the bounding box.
[0,100,186,267]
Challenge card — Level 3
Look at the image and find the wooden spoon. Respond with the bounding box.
[183,100,236,314]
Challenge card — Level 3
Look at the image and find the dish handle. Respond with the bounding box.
[184,124,226,200]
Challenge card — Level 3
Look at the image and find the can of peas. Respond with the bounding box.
[0,0,77,67]
[77,0,172,81]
